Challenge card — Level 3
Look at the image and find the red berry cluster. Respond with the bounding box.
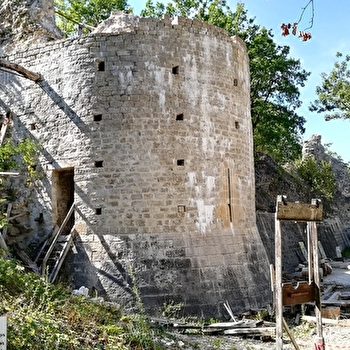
[281,22,312,41]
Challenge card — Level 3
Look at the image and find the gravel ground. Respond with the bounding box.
[158,318,350,349]
[156,266,350,349]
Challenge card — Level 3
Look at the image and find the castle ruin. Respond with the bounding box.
[0,1,271,316]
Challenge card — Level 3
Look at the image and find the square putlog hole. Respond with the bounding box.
[177,159,185,166]
[172,66,179,75]
[97,61,105,71]
[178,205,186,213]
[93,114,102,122]
[95,208,102,215]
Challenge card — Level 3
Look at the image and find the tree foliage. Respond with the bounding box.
[310,52,350,121]
[0,138,39,228]
[294,156,336,204]
[0,139,38,177]
[55,0,131,36]
[141,0,310,162]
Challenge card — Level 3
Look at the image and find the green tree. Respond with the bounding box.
[141,0,310,162]
[294,156,336,211]
[310,52,350,120]
[0,139,38,177]
[55,0,131,36]
[0,138,39,228]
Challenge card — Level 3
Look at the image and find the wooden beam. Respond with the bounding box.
[12,245,40,275]
[223,327,275,336]
[0,233,9,257]
[1,203,12,240]
[0,59,41,82]
[283,318,300,350]
[275,204,283,349]
[302,315,338,325]
[276,199,322,221]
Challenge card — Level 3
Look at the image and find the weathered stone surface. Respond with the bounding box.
[0,11,271,316]
[0,0,61,55]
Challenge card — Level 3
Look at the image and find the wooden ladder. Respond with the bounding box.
[39,202,76,282]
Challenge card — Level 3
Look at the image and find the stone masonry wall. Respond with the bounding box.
[0,13,271,316]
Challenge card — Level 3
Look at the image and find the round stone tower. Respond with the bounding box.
[0,11,271,316]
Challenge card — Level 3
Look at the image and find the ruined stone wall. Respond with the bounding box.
[0,0,61,54]
[0,13,271,316]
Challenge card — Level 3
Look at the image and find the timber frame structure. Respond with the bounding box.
[273,195,324,350]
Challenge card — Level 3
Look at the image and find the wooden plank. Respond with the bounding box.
[321,299,350,307]
[270,264,275,292]
[302,315,338,325]
[224,327,275,336]
[318,241,327,259]
[2,203,12,240]
[327,292,340,301]
[0,233,9,257]
[12,245,40,275]
[7,211,29,222]
[277,201,322,221]
[208,320,257,329]
[0,123,8,145]
[282,282,316,306]
[223,300,236,322]
[298,242,308,261]
[283,318,300,350]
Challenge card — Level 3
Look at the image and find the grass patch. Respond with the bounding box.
[0,257,159,349]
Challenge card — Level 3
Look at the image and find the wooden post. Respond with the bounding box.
[275,196,284,349]
[307,223,313,284]
[310,220,324,349]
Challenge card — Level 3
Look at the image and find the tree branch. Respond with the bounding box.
[0,60,41,82]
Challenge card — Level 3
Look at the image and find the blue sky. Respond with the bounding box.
[129,0,350,162]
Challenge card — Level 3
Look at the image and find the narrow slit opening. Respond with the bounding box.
[228,168,233,223]
[228,204,232,223]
